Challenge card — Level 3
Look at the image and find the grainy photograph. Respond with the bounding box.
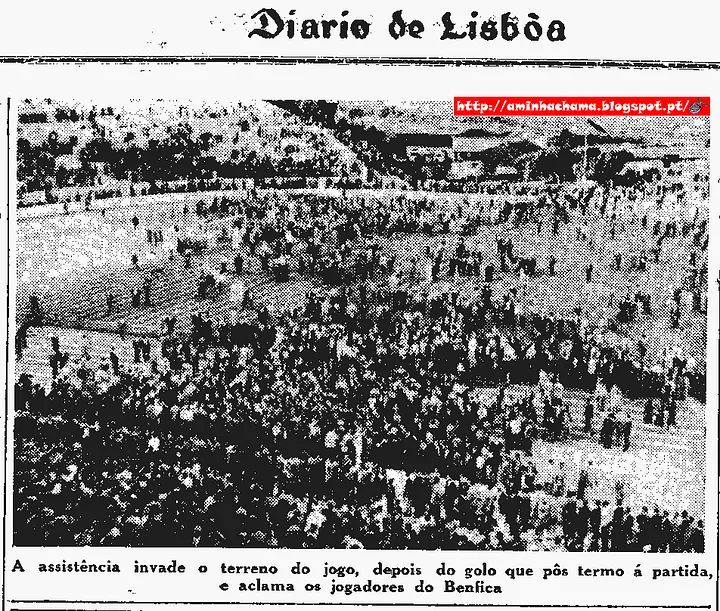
[12,99,708,550]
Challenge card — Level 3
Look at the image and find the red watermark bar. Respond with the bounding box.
[454,96,711,116]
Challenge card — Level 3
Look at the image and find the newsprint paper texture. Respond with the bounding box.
[0,2,719,611]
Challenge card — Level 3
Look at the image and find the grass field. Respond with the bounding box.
[15,186,708,523]
[17,188,706,369]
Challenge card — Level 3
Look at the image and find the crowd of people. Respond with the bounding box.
[14,274,705,549]
[15,221,705,550]
[14,120,708,550]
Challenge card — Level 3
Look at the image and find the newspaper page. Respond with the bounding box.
[0,2,718,611]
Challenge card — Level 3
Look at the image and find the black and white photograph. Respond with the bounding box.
[12,98,708,551]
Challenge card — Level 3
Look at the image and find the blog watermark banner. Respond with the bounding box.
[454,96,711,116]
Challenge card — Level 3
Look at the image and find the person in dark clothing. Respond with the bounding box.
[688,520,705,552]
[654,402,665,427]
[583,397,594,433]
[648,507,663,552]
[622,507,635,550]
[141,339,151,362]
[561,497,578,549]
[143,278,152,306]
[484,264,494,282]
[621,413,631,451]
[670,302,680,329]
[610,502,625,550]
[233,253,245,275]
[643,398,654,425]
[577,463,591,500]
[636,507,650,549]
[666,399,677,427]
[548,256,556,276]
[588,501,602,551]
[109,347,120,375]
[599,413,614,448]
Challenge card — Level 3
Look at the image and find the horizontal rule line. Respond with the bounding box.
[0,56,718,69]
[7,603,714,609]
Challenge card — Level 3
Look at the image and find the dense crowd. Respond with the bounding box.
[14,147,708,549]
[17,101,367,204]
[15,275,704,549]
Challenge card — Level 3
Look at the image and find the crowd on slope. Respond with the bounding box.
[14,175,707,550]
